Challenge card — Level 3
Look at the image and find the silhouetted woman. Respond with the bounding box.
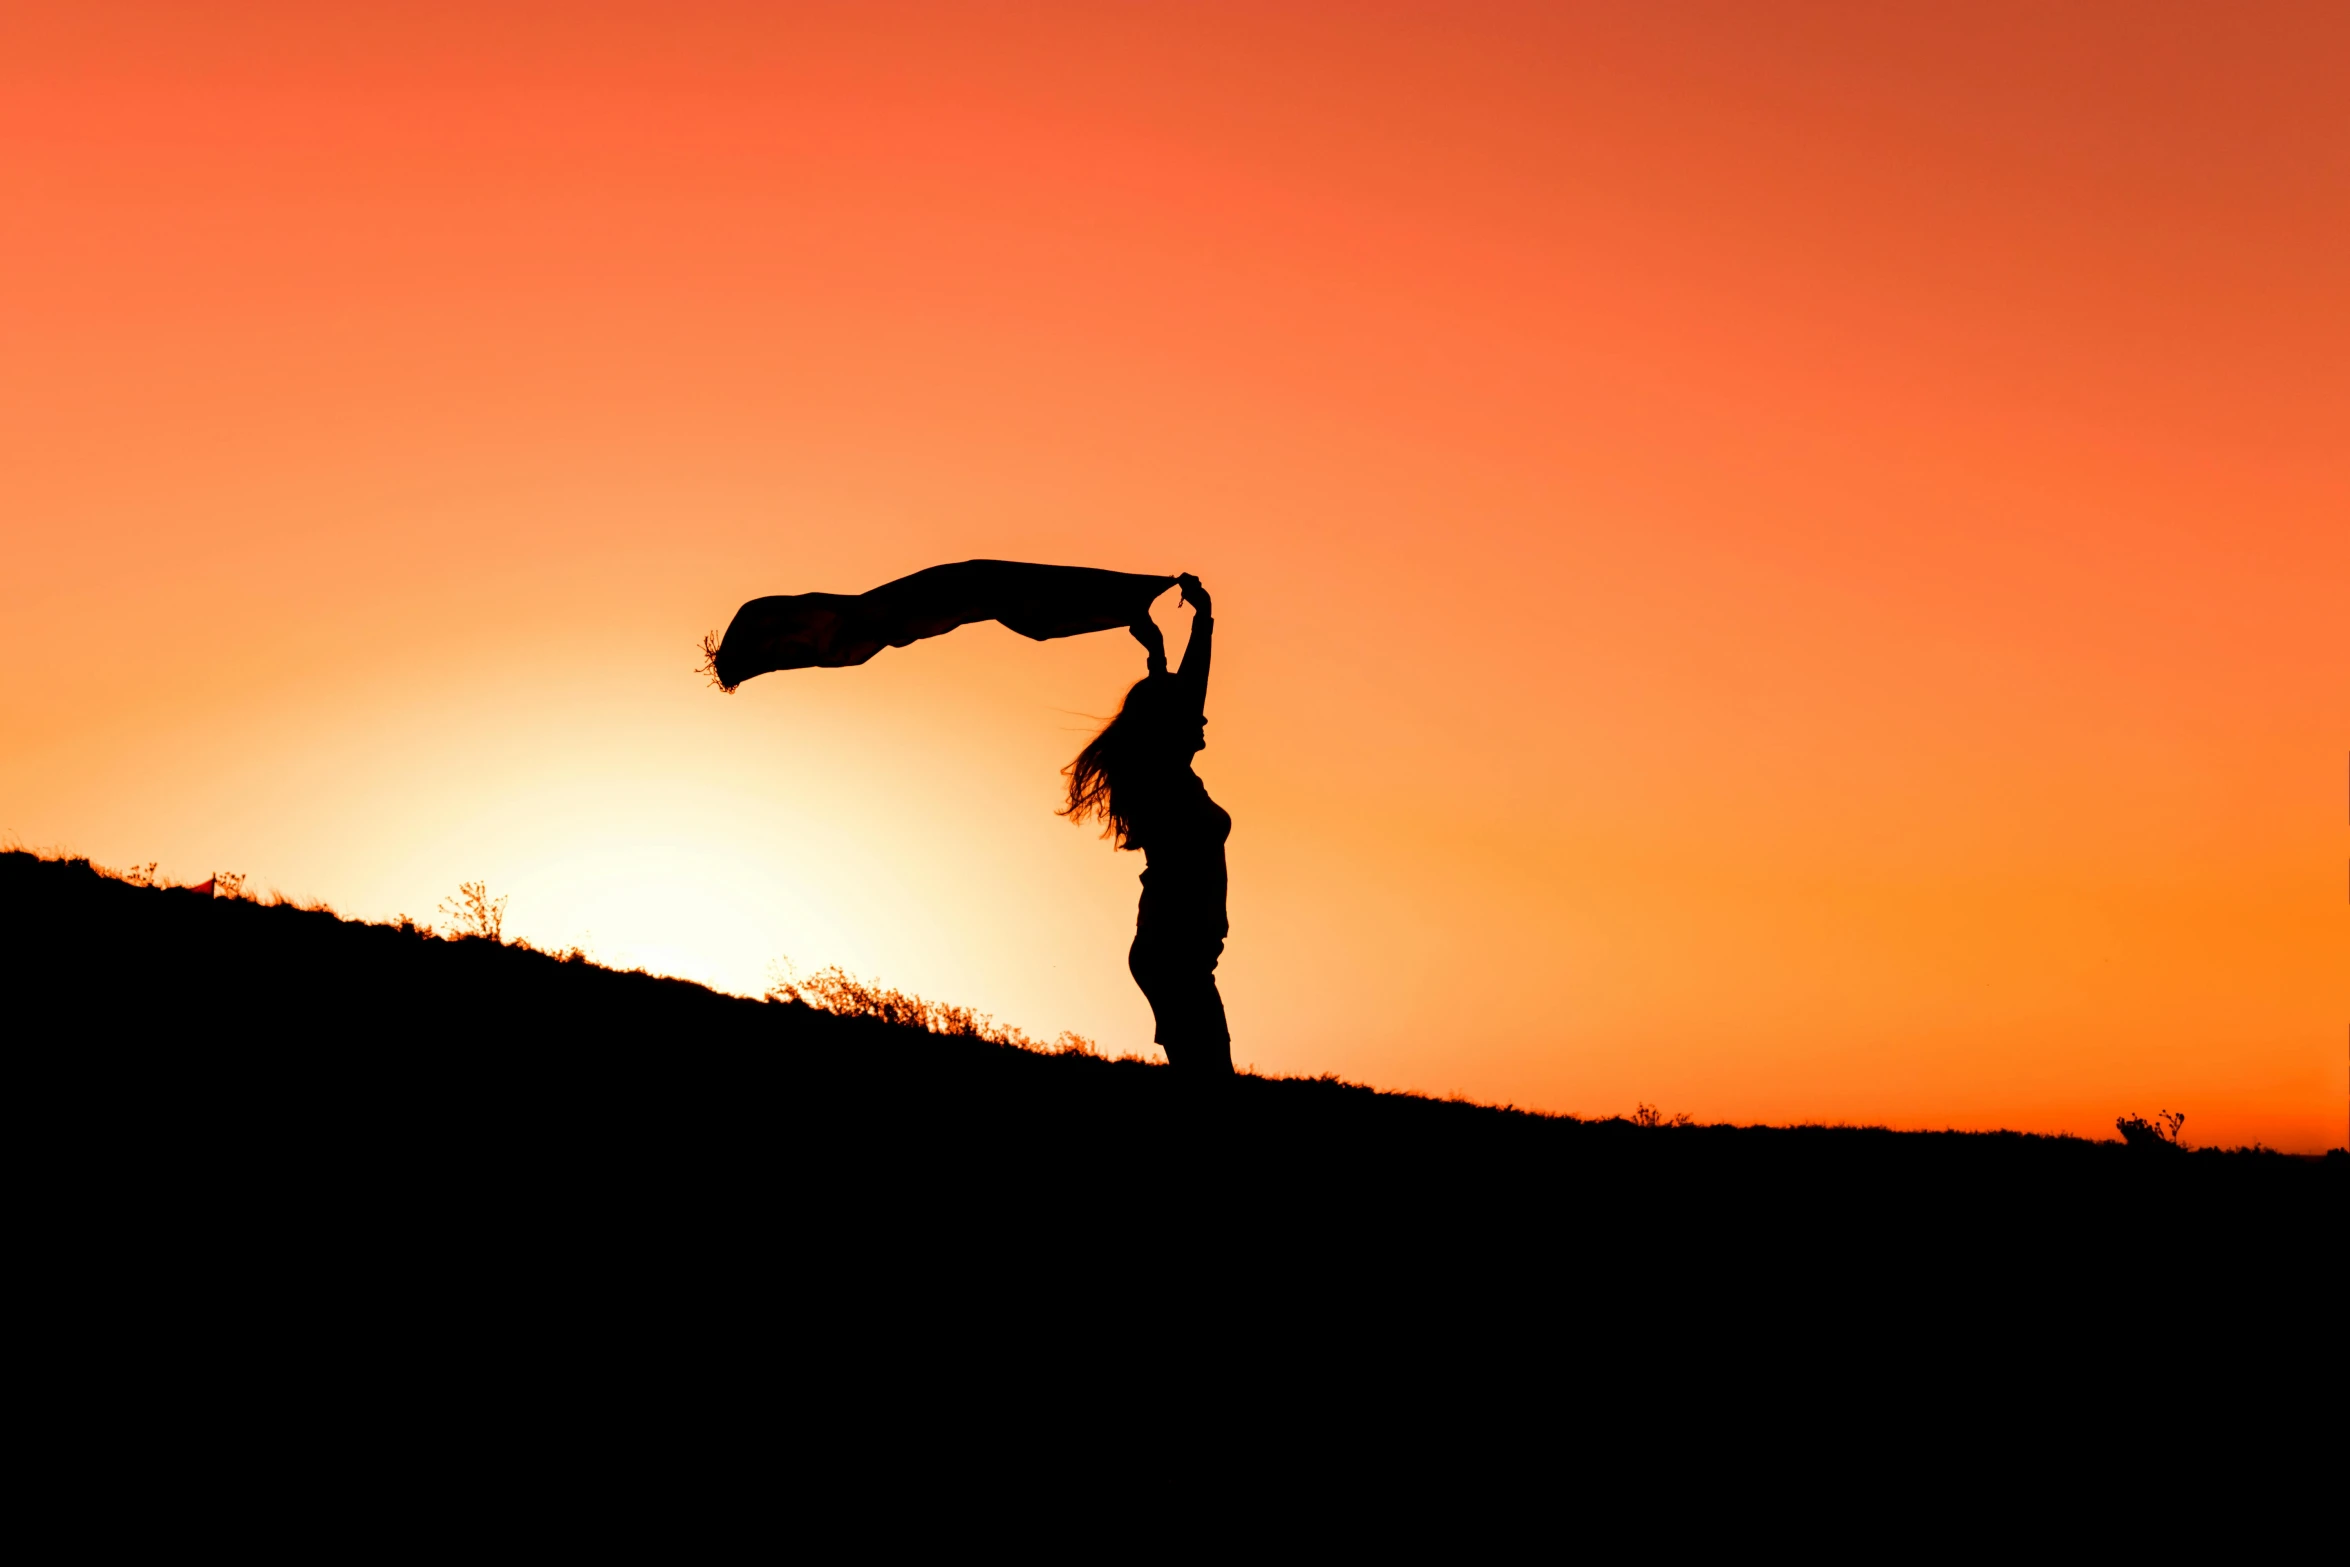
[1062,574,1232,1075]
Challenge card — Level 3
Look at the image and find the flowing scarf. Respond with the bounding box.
[707,559,1176,691]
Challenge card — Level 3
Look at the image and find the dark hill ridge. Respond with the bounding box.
[9,849,2337,1340]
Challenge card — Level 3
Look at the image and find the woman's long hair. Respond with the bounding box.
[1062,675,1179,849]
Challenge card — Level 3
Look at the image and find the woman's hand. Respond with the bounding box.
[1177,574,1212,616]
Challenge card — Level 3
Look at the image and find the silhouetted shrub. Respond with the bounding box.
[2116,1109,2187,1150]
[767,962,1103,1057]
[439,881,507,942]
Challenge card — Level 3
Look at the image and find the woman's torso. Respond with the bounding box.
[1129,769,1229,940]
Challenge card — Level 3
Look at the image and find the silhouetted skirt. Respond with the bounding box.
[1129,883,1231,1075]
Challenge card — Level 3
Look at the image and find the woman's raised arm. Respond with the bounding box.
[1174,574,1213,710]
[1129,616,1168,678]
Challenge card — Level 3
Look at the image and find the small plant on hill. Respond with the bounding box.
[2115,1109,2187,1150]
[438,881,507,943]
[766,960,1105,1058]
[1632,1103,1693,1128]
[213,871,246,900]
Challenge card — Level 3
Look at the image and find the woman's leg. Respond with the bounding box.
[1180,967,1233,1075]
[1129,937,1232,1075]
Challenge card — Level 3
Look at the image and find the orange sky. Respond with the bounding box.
[5,3,2344,1148]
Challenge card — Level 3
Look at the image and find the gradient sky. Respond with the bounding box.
[5,3,2344,1148]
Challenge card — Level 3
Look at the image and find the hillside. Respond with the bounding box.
[9,850,2337,1340]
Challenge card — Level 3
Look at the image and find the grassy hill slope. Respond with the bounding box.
[10,849,2337,1343]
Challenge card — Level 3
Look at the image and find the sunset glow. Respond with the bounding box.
[5,4,2343,1147]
